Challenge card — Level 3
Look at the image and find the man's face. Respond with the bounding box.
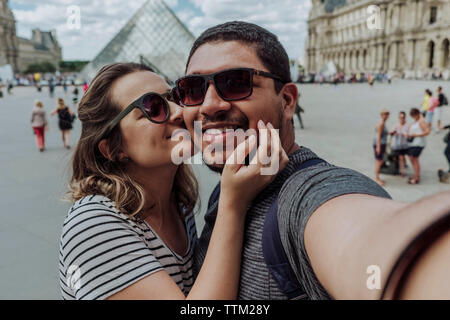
[182,41,286,172]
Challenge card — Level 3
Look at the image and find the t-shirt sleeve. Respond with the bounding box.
[60,202,164,300]
[278,163,391,300]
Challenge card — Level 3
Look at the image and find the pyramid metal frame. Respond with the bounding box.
[82,0,195,82]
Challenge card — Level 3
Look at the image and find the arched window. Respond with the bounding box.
[441,39,449,68]
[427,41,435,68]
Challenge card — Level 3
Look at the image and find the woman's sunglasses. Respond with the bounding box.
[175,68,286,107]
[101,90,180,139]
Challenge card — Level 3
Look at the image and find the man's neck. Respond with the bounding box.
[287,143,300,155]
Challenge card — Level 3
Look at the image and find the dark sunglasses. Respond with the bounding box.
[175,68,286,107]
[101,90,179,139]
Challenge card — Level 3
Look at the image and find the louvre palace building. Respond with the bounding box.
[306,0,450,79]
[0,0,62,73]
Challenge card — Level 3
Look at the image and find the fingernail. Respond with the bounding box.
[258,120,264,128]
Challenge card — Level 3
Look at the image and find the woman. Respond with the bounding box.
[51,98,75,149]
[389,111,408,177]
[59,63,288,300]
[373,108,390,186]
[30,100,48,152]
[406,108,430,184]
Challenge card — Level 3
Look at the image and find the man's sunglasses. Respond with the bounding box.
[101,90,179,139]
[175,68,287,107]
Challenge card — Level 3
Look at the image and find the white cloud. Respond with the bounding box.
[185,0,311,60]
[10,0,311,62]
[12,0,148,60]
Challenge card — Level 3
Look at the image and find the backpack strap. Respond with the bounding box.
[262,158,325,299]
[206,158,325,299]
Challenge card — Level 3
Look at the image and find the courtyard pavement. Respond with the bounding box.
[0,80,449,299]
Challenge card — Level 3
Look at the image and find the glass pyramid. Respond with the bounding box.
[82,0,195,82]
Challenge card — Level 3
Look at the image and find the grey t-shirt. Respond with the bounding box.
[194,147,391,300]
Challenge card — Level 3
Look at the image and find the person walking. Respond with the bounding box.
[389,111,409,177]
[7,80,13,95]
[30,100,48,152]
[438,124,450,183]
[436,86,448,131]
[423,89,439,130]
[373,108,390,186]
[294,90,305,129]
[51,98,75,149]
[72,86,79,106]
[406,108,430,184]
[49,80,55,98]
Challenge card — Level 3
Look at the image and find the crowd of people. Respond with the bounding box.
[299,72,393,85]
[373,86,449,186]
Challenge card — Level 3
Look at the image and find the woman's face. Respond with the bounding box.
[110,71,191,170]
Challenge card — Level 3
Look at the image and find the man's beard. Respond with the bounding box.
[201,105,285,175]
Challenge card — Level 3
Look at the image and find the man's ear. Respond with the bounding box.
[98,139,114,161]
[281,83,298,121]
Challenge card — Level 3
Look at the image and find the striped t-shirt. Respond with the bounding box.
[59,195,196,300]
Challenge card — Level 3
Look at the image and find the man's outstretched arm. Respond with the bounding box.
[304,191,450,299]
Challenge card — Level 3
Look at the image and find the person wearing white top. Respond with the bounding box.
[389,111,408,177]
[406,108,430,184]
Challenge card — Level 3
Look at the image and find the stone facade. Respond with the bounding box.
[306,0,450,79]
[0,0,18,69]
[0,0,62,73]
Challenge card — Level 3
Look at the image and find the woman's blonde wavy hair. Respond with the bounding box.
[68,63,198,219]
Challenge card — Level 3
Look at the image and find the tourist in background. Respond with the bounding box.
[436,86,448,131]
[389,111,409,177]
[422,89,438,130]
[72,86,79,106]
[373,108,390,186]
[406,108,430,185]
[30,100,48,152]
[49,80,55,98]
[438,124,450,183]
[51,98,75,149]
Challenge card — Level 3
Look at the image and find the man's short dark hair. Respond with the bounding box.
[186,21,292,93]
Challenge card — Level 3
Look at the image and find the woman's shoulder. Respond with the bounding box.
[63,195,134,231]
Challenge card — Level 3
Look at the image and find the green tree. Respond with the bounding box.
[25,61,56,73]
[59,60,89,72]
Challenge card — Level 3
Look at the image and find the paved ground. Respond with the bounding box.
[0,81,449,299]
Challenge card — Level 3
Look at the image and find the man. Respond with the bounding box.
[179,21,450,299]
[436,86,448,131]
[438,124,450,184]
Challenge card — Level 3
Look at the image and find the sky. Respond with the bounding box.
[10,0,312,63]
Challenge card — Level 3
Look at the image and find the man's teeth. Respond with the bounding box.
[204,126,239,135]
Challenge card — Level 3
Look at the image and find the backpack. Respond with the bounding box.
[208,158,325,299]
[443,94,448,106]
